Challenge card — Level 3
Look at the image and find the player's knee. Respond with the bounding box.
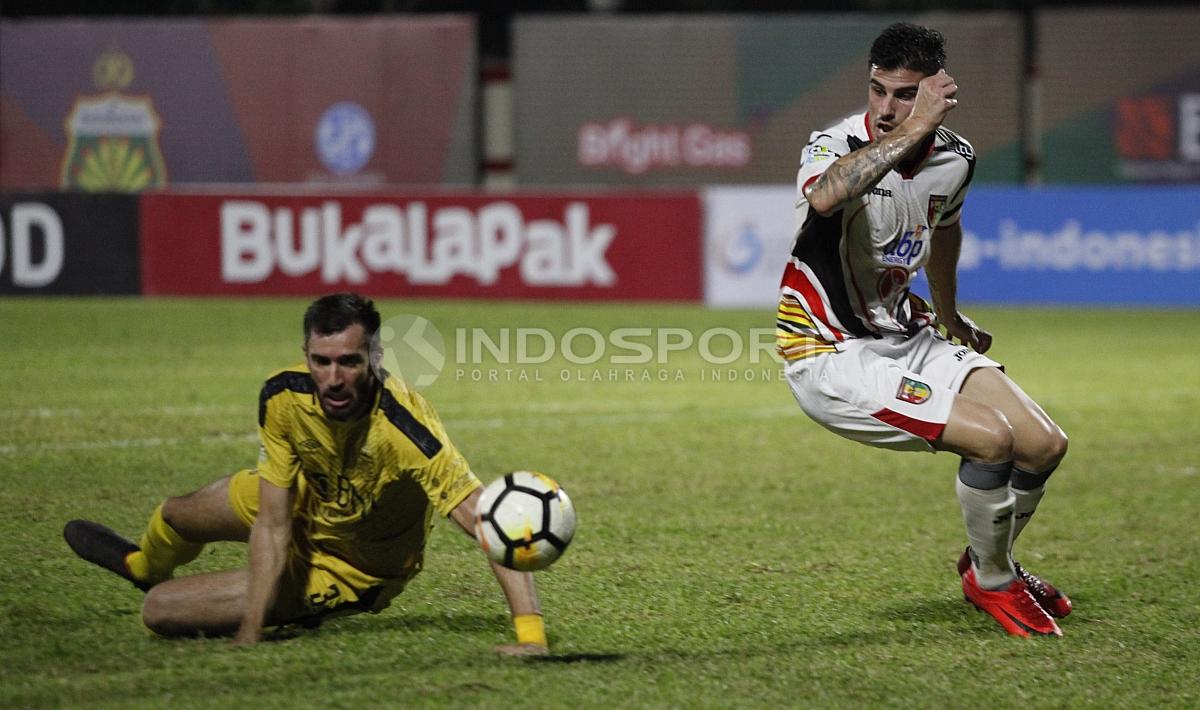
[161,496,189,534]
[161,497,181,525]
[970,409,1014,463]
[141,589,192,637]
[1027,423,1069,472]
[162,493,210,540]
[141,590,174,636]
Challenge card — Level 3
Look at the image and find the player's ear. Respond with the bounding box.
[368,331,383,369]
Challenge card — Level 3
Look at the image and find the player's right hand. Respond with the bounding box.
[942,311,992,354]
[910,69,958,132]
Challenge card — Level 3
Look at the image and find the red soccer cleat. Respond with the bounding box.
[958,547,1072,619]
[960,565,1062,638]
[1013,561,1073,619]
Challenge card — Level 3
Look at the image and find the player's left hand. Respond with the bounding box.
[495,643,550,657]
[942,311,992,354]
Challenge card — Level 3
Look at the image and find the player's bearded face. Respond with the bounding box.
[305,323,376,421]
[867,66,926,137]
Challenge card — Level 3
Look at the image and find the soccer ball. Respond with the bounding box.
[474,471,576,572]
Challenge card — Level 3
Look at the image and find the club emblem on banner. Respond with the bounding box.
[60,49,167,192]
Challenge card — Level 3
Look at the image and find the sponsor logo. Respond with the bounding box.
[315,101,376,176]
[882,226,926,266]
[60,50,167,192]
[0,202,66,288]
[220,200,616,287]
[577,118,751,175]
[717,223,763,275]
[1114,93,1200,181]
[802,144,834,165]
[957,219,1200,272]
[928,194,948,225]
[896,377,932,405]
[876,266,909,300]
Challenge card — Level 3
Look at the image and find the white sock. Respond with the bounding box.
[957,460,1016,589]
[1010,466,1054,550]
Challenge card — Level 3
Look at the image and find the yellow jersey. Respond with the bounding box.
[256,365,480,583]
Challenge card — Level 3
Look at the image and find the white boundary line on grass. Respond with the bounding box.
[0,405,796,456]
[0,404,244,419]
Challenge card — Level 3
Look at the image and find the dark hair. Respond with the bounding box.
[303,292,381,344]
[869,22,946,76]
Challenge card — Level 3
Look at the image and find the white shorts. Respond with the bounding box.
[784,327,1001,453]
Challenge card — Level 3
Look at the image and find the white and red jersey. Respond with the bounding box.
[776,111,974,361]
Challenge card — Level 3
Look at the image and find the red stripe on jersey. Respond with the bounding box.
[871,408,945,443]
[802,174,820,193]
[781,262,844,342]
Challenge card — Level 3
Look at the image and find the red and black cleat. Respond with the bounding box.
[958,546,1072,619]
[961,565,1062,638]
[1013,560,1072,619]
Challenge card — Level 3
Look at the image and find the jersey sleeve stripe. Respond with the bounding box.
[259,370,316,427]
[379,389,443,459]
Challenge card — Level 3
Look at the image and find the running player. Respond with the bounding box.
[64,293,549,653]
[777,23,1071,637]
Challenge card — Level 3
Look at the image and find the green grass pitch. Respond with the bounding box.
[2,297,1198,708]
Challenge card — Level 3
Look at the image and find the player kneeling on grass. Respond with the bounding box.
[777,23,1071,637]
[64,293,549,653]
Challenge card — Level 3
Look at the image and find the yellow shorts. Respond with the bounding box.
[227,469,413,625]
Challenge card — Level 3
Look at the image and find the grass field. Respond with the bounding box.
[2,297,1198,708]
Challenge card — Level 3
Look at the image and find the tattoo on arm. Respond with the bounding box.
[808,130,928,209]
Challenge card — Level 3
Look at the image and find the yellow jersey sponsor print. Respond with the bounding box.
[256,366,480,583]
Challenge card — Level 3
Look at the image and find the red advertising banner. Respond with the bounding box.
[140,192,701,301]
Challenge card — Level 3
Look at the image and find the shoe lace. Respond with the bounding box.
[1013,561,1050,598]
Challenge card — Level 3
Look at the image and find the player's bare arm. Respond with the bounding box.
[449,487,548,656]
[233,478,295,646]
[928,221,992,354]
[805,69,959,216]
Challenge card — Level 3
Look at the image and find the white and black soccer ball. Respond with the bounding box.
[474,471,576,572]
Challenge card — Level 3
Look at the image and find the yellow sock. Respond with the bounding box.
[513,614,548,648]
[127,504,202,583]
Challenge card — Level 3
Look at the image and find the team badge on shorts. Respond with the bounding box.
[896,377,932,405]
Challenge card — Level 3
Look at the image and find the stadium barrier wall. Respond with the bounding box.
[704,185,1200,308]
[138,191,702,301]
[4,186,1194,305]
[0,193,140,295]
